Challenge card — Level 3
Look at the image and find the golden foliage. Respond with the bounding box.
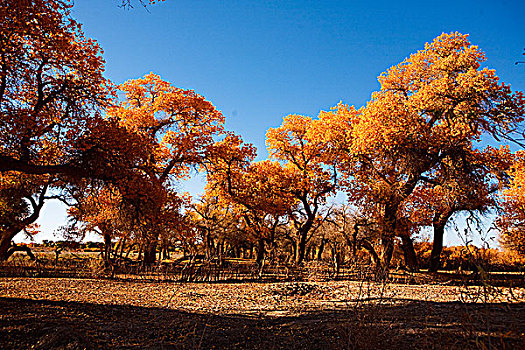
[498,151,525,256]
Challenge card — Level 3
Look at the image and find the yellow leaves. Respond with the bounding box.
[498,151,525,255]
[106,73,225,185]
[351,32,524,162]
[502,151,525,202]
[322,33,525,242]
[1,0,112,178]
[266,111,343,173]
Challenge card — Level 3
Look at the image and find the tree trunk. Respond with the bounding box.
[380,236,394,269]
[218,241,224,262]
[0,218,42,261]
[255,238,265,266]
[112,240,121,260]
[103,232,112,265]
[205,231,213,259]
[0,183,49,260]
[401,235,419,271]
[317,238,325,260]
[296,229,309,265]
[161,238,169,260]
[143,240,157,265]
[361,240,382,270]
[305,245,312,261]
[333,251,341,276]
[119,237,127,259]
[380,203,398,269]
[289,239,297,264]
[352,222,359,259]
[0,232,13,261]
[5,244,36,260]
[1,225,37,261]
[429,222,446,272]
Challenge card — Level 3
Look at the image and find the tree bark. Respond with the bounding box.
[361,240,382,270]
[0,183,49,260]
[119,237,127,259]
[0,225,37,261]
[317,238,325,260]
[380,203,398,269]
[255,238,265,266]
[401,234,419,271]
[103,231,112,265]
[429,222,446,272]
[380,236,394,270]
[0,233,13,261]
[296,220,314,265]
[143,240,157,265]
[297,234,307,265]
[5,244,36,260]
[290,240,297,264]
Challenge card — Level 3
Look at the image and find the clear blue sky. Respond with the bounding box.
[23,0,525,245]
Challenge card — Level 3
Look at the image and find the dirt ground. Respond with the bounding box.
[1,277,525,349]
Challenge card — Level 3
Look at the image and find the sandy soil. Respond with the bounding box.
[1,277,524,349]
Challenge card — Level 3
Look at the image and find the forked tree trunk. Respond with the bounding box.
[0,226,31,261]
[0,188,48,260]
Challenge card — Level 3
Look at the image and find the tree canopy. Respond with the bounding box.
[1,0,523,272]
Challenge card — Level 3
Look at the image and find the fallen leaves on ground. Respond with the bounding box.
[1,278,524,349]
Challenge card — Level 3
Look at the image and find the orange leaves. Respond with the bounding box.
[206,133,290,214]
[266,114,313,166]
[88,73,226,257]
[266,112,339,199]
[350,31,524,177]
[366,32,523,156]
[498,151,525,256]
[0,0,111,175]
[68,185,124,234]
[324,32,525,260]
[117,73,224,130]
[109,73,225,182]
[241,160,296,214]
[206,133,257,177]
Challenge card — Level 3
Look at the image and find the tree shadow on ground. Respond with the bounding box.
[0,297,524,349]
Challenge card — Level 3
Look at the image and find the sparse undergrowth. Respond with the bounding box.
[1,277,524,349]
[1,253,525,349]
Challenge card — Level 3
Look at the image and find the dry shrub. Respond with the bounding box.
[415,242,525,272]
